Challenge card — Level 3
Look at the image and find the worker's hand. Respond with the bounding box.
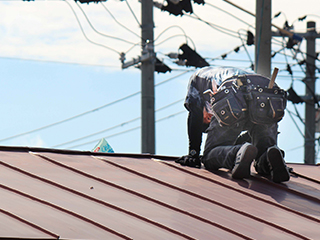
[175,155,201,168]
[203,107,213,124]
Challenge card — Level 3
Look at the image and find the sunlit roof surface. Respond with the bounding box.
[0,146,319,239]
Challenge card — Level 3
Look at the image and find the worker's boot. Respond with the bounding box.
[232,142,258,179]
[267,146,290,183]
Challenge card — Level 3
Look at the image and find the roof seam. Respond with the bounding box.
[94,157,311,239]
[0,208,59,239]
[161,162,320,224]
[252,175,320,204]
[290,171,320,184]
[0,183,131,240]
[1,156,203,240]
[26,153,238,240]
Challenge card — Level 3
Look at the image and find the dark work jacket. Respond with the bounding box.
[185,66,250,156]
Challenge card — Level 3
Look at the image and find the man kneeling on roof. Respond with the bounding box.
[176,66,290,183]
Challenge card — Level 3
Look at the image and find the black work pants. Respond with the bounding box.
[202,116,278,175]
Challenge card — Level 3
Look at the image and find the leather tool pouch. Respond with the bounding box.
[245,87,287,124]
[211,87,247,126]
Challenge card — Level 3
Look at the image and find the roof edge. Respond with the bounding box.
[0,145,178,161]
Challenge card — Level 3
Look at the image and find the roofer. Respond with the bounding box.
[177,66,290,183]
[176,66,250,168]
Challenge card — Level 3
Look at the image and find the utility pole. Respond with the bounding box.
[272,21,320,164]
[255,0,271,77]
[254,0,319,164]
[304,21,317,164]
[141,0,155,154]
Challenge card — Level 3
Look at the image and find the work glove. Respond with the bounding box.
[175,150,201,168]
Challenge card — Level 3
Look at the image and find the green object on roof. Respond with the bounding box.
[92,138,114,153]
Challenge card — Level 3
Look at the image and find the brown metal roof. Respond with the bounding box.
[0,146,319,240]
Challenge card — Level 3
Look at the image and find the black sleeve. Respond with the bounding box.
[187,106,204,156]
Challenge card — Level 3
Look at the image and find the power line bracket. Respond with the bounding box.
[121,52,155,69]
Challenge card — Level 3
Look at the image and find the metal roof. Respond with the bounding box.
[0,146,319,240]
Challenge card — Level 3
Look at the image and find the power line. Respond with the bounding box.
[68,125,141,150]
[206,2,253,27]
[124,0,141,27]
[53,116,140,148]
[286,108,305,138]
[155,34,195,49]
[153,25,197,51]
[67,110,186,150]
[124,41,141,55]
[221,0,255,18]
[0,91,140,143]
[0,55,119,68]
[154,25,189,43]
[64,0,120,54]
[155,98,184,112]
[74,1,136,44]
[0,71,187,143]
[286,144,304,152]
[185,13,239,38]
[155,70,191,87]
[52,98,184,148]
[237,32,254,68]
[101,2,141,39]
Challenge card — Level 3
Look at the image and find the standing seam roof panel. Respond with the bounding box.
[0,147,319,239]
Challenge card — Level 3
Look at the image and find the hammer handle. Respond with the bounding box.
[268,67,279,88]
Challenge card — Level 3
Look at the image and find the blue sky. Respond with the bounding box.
[0,0,319,164]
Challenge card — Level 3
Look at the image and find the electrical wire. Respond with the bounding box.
[281,36,293,80]
[293,103,306,126]
[271,40,320,79]
[75,1,136,44]
[154,25,188,44]
[67,110,186,149]
[236,29,250,40]
[100,2,141,39]
[274,37,320,144]
[206,44,249,63]
[68,125,141,150]
[155,34,196,49]
[290,51,320,108]
[286,108,305,138]
[206,2,252,27]
[53,98,184,148]
[155,98,184,112]
[0,91,141,143]
[272,11,288,22]
[124,0,141,27]
[0,55,119,68]
[123,41,141,55]
[2,3,318,153]
[273,39,320,66]
[184,13,239,38]
[236,32,254,67]
[291,14,320,26]
[277,38,308,136]
[0,71,188,143]
[64,0,120,54]
[221,0,255,18]
[53,116,140,148]
[271,46,286,59]
[155,70,191,87]
[286,144,304,152]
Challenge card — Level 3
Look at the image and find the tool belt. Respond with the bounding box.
[211,86,247,126]
[244,87,287,125]
[211,75,287,126]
